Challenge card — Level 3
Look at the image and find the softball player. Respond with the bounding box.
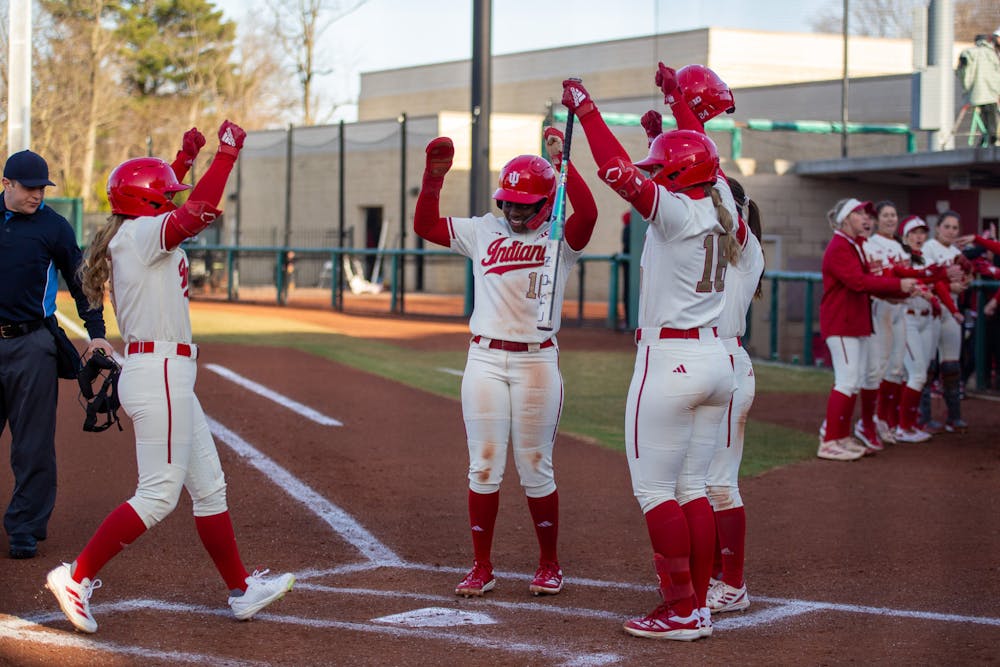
[859,202,908,446]
[413,125,597,598]
[895,217,939,441]
[704,178,763,616]
[818,199,916,461]
[920,211,969,432]
[46,122,294,634]
[563,77,738,641]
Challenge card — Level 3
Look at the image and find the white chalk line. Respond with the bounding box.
[18,600,618,667]
[0,613,265,667]
[206,416,401,567]
[204,363,343,426]
[436,366,464,377]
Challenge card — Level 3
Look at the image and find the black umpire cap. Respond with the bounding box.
[3,150,56,187]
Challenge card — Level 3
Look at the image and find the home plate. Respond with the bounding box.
[372,607,497,627]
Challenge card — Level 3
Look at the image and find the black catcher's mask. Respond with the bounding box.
[77,350,122,432]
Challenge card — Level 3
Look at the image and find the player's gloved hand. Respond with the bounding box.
[424,137,454,179]
[182,128,206,159]
[598,156,645,202]
[655,62,679,104]
[640,110,663,146]
[561,78,596,118]
[543,126,564,169]
[217,119,246,159]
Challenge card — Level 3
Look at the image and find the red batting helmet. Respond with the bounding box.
[107,157,191,217]
[677,65,735,122]
[493,155,557,230]
[634,130,720,192]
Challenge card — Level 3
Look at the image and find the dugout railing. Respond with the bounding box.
[182,244,1000,391]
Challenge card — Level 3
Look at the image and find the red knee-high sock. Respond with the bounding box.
[73,503,148,583]
[898,386,923,430]
[859,388,878,428]
[195,511,251,591]
[681,498,716,608]
[644,500,695,615]
[714,506,746,588]
[468,490,500,568]
[526,490,559,565]
[823,389,856,440]
[888,381,904,428]
[877,381,902,427]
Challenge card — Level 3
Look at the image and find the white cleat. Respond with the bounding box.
[229,569,295,620]
[46,563,101,633]
[707,580,751,613]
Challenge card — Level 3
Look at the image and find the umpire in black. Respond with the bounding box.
[1,150,113,559]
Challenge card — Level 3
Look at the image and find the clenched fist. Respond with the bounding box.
[182,127,206,158]
[543,126,564,169]
[561,78,595,118]
[640,110,663,146]
[655,62,678,104]
[218,119,246,158]
[424,137,454,180]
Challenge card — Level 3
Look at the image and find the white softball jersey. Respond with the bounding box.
[921,238,963,360]
[447,213,582,342]
[716,232,764,339]
[109,214,194,344]
[864,234,907,277]
[921,238,961,267]
[637,179,732,331]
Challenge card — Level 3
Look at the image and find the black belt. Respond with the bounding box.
[0,320,44,339]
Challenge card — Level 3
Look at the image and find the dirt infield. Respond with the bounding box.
[1,305,998,666]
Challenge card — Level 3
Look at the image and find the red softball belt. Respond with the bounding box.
[634,326,718,343]
[126,341,198,359]
[471,335,554,352]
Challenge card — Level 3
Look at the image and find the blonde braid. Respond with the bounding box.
[78,214,126,310]
[708,184,741,266]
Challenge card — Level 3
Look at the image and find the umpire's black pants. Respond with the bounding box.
[1,328,59,550]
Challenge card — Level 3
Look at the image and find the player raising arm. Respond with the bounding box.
[45,121,294,634]
[413,124,596,599]
[563,77,738,641]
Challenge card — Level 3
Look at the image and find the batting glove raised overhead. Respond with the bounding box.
[217,119,246,159]
[424,137,454,179]
[640,110,663,146]
[561,78,596,118]
[543,126,564,169]
[655,62,679,104]
[181,128,206,159]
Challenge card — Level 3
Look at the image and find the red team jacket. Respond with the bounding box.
[820,231,904,339]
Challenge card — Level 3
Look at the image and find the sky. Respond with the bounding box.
[215,0,837,122]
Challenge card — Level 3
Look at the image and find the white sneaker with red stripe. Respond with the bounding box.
[698,606,713,638]
[229,569,295,620]
[853,420,884,452]
[46,563,101,633]
[707,580,751,613]
[623,602,702,640]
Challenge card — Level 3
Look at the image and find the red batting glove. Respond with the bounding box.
[655,62,679,104]
[640,110,663,146]
[561,78,596,118]
[217,119,246,159]
[543,126,564,170]
[598,156,645,203]
[182,128,206,159]
[424,137,454,180]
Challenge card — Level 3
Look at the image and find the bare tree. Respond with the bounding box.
[266,0,368,125]
[812,0,998,39]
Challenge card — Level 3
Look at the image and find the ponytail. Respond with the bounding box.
[707,184,741,267]
[79,214,127,310]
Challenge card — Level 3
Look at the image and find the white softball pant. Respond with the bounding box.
[903,310,939,391]
[706,339,754,511]
[118,353,228,528]
[864,299,906,388]
[936,309,961,362]
[461,342,562,497]
[625,332,735,514]
[826,335,869,396]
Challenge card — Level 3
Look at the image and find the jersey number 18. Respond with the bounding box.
[695,234,727,293]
